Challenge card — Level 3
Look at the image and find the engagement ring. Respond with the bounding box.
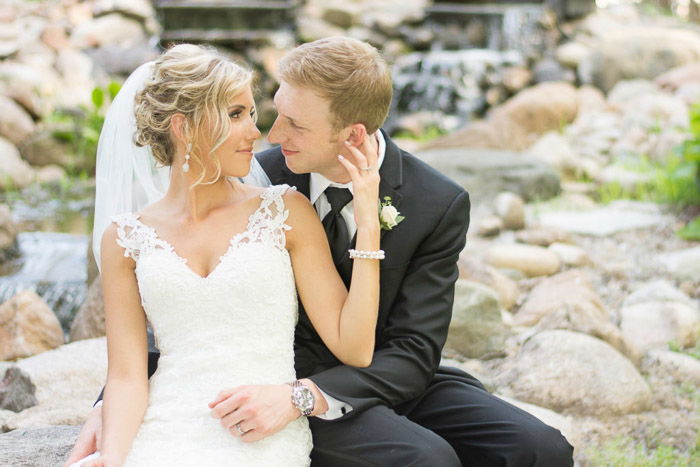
[235,423,245,435]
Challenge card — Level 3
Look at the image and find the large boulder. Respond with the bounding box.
[71,13,147,49]
[446,280,508,358]
[70,277,105,342]
[0,95,35,147]
[414,149,560,204]
[500,330,651,416]
[619,281,700,354]
[642,350,700,386]
[0,426,79,467]
[656,62,700,91]
[0,137,35,190]
[578,27,700,93]
[0,290,64,361]
[657,246,700,284]
[4,338,107,431]
[485,244,561,277]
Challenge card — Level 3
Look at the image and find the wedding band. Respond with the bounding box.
[235,423,245,435]
[360,166,373,171]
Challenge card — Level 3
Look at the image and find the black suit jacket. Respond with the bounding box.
[257,130,471,416]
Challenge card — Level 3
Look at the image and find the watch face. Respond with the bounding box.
[293,386,314,412]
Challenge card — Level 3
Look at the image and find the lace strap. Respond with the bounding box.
[111,212,154,261]
[245,185,294,250]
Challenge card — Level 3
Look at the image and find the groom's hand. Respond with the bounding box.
[208,379,328,443]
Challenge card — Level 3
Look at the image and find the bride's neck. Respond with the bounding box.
[164,172,242,222]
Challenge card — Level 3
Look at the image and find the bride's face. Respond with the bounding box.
[198,87,261,179]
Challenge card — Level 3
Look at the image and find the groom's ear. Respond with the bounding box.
[344,123,367,147]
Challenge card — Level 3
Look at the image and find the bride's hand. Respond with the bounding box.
[338,136,380,231]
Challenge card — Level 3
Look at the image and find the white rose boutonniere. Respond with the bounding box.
[379,196,405,231]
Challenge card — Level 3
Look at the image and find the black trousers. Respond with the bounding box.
[308,368,574,466]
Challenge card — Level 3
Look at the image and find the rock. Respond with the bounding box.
[93,0,156,20]
[0,95,35,146]
[322,5,360,29]
[501,330,651,416]
[655,62,700,91]
[643,350,700,386]
[18,129,72,167]
[414,149,561,204]
[519,270,638,360]
[297,16,346,42]
[446,280,508,358]
[576,85,607,115]
[0,367,37,412]
[597,165,654,191]
[0,290,64,361]
[606,79,659,106]
[485,86,507,107]
[515,227,570,247]
[675,82,700,106]
[486,244,560,277]
[84,43,160,75]
[497,395,581,451]
[532,57,575,83]
[0,136,35,190]
[0,61,62,117]
[548,242,589,267]
[0,426,80,467]
[579,27,700,92]
[476,216,503,237]
[502,66,532,93]
[526,132,589,179]
[623,279,696,308]
[40,24,71,51]
[494,192,525,230]
[70,278,105,342]
[421,120,507,151]
[35,165,66,185]
[54,49,96,109]
[458,257,519,310]
[0,204,18,260]
[564,110,621,166]
[555,41,591,68]
[620,299,700,354]
[657,246,700,283]
[536,201,669,236]
[71,13,146,49]
[7,338,107,430]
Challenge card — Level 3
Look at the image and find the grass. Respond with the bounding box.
[587,433,700,466]
[668,340,700,361]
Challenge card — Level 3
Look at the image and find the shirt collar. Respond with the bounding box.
[309,130,386,205]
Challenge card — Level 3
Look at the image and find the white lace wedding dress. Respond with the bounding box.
[108,184,312,466]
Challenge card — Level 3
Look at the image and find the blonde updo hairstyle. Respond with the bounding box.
[134,44,254,187]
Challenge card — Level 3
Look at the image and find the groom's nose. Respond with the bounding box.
[267,116,284,145]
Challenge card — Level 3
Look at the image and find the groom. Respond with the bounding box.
[68,37,573,466]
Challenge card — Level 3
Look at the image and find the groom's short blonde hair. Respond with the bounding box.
[277,37,393,134]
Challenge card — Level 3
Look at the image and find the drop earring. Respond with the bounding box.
[182,143,192,173]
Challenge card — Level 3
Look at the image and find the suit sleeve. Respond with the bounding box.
[308,190,470,416]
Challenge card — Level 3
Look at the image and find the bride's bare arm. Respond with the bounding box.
[285,141,381,368]
[94,224,149,465]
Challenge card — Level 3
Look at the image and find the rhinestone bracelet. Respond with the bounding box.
[348,249,385,260]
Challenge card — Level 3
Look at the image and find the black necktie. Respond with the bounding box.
[322,187,353,263]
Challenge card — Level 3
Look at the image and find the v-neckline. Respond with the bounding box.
[132,191,267,280]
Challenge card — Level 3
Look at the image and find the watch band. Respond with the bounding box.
[288,380,314,417]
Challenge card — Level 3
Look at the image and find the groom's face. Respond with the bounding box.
[268,81,347,178]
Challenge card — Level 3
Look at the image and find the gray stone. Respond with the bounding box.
[502,66,533,93]
[536,201,669,236]
[643,350,700,386]
[620,301,699,354]
[446,280,508,358]
[656,62,700,91]
[18,130,72,168]
[502,330,651,416]
[657,246,700,283]
[547,242,589,267]
[0,367,37,413]
[494,192,525,230]
[414,149,561,204]
[70,13,146,49]
[623,279,696,308]
[476,216,503,237]
[458,256,519,310]
[578,27,700,93]
[532,57,575,84]
[0,426,79,467]
[527,132,590,179]
[70,278,105,342]
[515,227,570,247]
[555,41,591,68]
[486,244,560,277]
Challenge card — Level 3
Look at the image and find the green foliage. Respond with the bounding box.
[587,435,700,467]
[678,215,700,240]
[45,81,121,176]
[668,339,700,361]
[393,125,447,142]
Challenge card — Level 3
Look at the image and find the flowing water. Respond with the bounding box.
[0,180,94,333]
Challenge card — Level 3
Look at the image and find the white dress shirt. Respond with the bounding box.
[309,131,386,420]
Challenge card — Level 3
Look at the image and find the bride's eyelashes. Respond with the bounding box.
[228,108,257,122]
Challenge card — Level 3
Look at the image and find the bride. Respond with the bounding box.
[76,43,381,466]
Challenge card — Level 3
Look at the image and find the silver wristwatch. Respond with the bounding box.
[288,380,314,417]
